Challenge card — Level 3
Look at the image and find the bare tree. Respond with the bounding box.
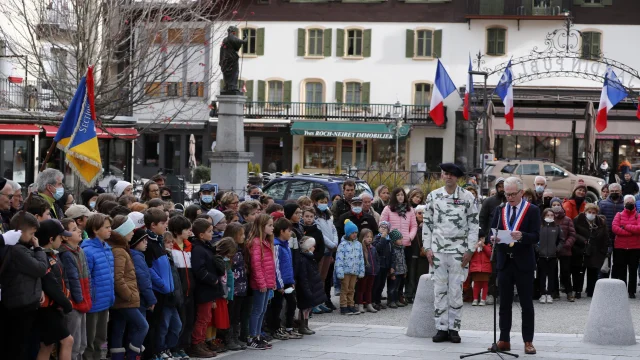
[0,0,238,133]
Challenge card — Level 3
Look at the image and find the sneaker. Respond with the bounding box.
[449,330,461,343]
[325,301,337,310]
[273,328,290,340]
[259,337,272,349]
[177,349,189,359]
[318,304,332,313]
[247,337,267,350]
[546,295,553,304]
[340,307,350,315]
[432,330,450,343]
[160,350,174,360]
[286,329,304,339]
[378,303,387,309]
[312,306,324,314]
[261,332,273,342]
[471,300,479,306]
[539,295,547,304]
[170,350,184,359]
[396,301,406,308]
[479,300,486,306]
[486,295,494,305]
[387,302,398,309]
[348,306,360,315]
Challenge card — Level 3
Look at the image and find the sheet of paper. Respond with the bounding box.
[496,230,515,244]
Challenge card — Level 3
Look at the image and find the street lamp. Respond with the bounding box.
[387,101,404,184]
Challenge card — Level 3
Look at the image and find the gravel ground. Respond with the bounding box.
[315,294,640,334]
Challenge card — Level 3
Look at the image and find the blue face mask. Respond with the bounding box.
[317,203,328,211]
[89,201,96,209]
[250,194,260,200]
[201,195,213,204]
[352,206,362,214]
[535,185,544,194]
[53,186,64,201]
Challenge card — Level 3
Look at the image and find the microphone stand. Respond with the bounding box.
[461,205,518,359]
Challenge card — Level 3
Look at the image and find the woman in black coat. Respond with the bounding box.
[573,203,609,298]
[296,237,326,335]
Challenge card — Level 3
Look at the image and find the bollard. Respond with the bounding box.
[406,273,437,338]
[583,278,636,345]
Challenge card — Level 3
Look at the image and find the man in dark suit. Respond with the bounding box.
[490,177,539,355]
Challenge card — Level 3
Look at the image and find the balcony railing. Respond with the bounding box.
[243,101,439,125]
[466,0,573,17]
[0,77,66,113]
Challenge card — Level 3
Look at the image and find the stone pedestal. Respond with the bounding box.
[583,279,636,346]
[209,94,253,194]
[406,274,437,338]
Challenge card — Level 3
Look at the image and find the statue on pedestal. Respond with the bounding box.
[219,26,247,95]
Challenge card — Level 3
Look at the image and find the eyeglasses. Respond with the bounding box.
[0,193,14,200]
[505,191,521,198]
[229,201,239,205]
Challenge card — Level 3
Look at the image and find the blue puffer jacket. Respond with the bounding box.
[144,231,174,294]
[81,238,115,313]
[600,197,625,246]
[274,237,295,289]
[131,249,157,308]
[335,236,365,279]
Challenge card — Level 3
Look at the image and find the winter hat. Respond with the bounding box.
[344,219,358,237]
[114,181,132,197]
[573,179,587,193]
[284,203,300,220]
[207,209,225,226]
[270,211,285,220]
[389,229,403,242]
[300,236,316,252]
[129,228,149,248]
[114,217,135,237]
[128,211,146,230]
[379,221,390,231]
[550,197,562,207]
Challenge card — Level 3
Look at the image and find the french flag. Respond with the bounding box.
[429,59,457,126]
[463,55,473,121]
[495,60,514,130]
[596,68,628,132]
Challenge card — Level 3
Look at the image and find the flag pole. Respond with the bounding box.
[40,140,57,172]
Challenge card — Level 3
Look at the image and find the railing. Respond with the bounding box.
[39,7,76,30]
[466,0,573,17]
[0,77,67,113]
[243,101,438,125]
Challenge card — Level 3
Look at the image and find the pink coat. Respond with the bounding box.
[249,237,276,290]
[612,209,640,249]
[380,206,418,247]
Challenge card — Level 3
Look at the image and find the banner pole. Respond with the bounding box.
[40,140,57,172]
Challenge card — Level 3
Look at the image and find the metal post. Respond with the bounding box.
[470,70,490,196]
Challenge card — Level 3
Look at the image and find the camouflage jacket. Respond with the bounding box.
[423,186,479,255]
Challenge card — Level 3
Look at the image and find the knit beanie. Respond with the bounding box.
[344,219,358,237]
[550,197,562,207]
[284,203,300,220]
[207,209,225,226]
[573,178,587,193]
[379,221,390,231]
[300,236,316,252]
[129,228,149,248]
[114,181,132,197]
[128,211,145,230]
[389,229,403,242]
[270,211,285,220]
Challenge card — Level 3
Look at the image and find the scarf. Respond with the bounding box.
[396,203,408,219]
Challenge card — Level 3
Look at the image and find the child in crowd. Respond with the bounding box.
[355,228,378,313]
[1,211,46,359]
[296,236,326,335]
[208,209,227,243]
[469,230,492,306]
[335,220,365,315]
[223,223,248,350]
[388,229,406,309]
[60,218,93,360]
[168,215,196,358]
[268,218,302,340]
[81,213,116,360]
[160,233,185,360]
[247,214,276,350]
[190,218,224,358]
[108,215,148,360]
[129,229,157,326]
[372,221,393,310]
[64,204,92,240]
[36,219,74,360]
[537,208,565,304]
[214,238,238,349]
[224,210,239,224]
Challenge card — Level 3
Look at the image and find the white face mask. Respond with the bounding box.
[586,213,596,221]
[552,205,561,210]
[544,217,555,223]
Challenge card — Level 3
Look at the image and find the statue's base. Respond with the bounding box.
[220,90,244,96]
[208,151,253,194]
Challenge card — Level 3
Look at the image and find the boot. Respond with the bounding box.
[234,324,247,350]
[365,304,378,313]
[225,329,242,351]
[358,304,364,314]
[110,348,126,360]
[298,319,314,335]
[125,344,143,360]
[567,292,576,302]
[305,319,316,335]
[187,342,216,358]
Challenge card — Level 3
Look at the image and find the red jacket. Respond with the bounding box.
[249,237,276,290]
[562,199,585,220]
[612,209,640,249]
[469,244,492,274]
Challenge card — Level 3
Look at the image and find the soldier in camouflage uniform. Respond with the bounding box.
[423,163,479,343]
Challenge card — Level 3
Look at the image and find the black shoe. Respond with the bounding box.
[449,330,461,344]
[630,293,636,299]
[575,292,582,299]
[325,301,337,311]
[432,330,450,343]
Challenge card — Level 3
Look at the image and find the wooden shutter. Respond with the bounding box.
[581,32,591,58]
[257,80,266,102]
[522,0,533,15]
[363,29,372,58]
[335,81,343,103]
[405,29,414,58]
[336,29,344,57]
[497,29,506,55]
[434,29,442,58]
[245,80,254,101]
[323,28,332,57]
[256,28,265,56]
[177,82,183,97]
[297,29,305,56]
[602,0,612,5]
[197,83,204,97]
[283,81,292,103]
[591,32,601,58]
[361,82,370,104]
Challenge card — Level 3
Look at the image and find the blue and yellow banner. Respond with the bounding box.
[54,66,102,186]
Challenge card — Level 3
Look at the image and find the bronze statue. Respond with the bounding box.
[219,26,247,95]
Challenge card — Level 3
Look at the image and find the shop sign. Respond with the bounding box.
[514,58,637,88]
[301,130,394,139]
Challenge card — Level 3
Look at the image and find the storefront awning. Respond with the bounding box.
[42,125,138,139]
[0,124,41,135]
[290,121,410,139]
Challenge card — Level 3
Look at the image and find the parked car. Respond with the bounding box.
[484,159,604,203]
[262,174,372,206]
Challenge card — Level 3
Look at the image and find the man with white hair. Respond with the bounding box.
[36,168,65,219]
[360,192,380,224]
[1,180,23,228]
[533,176,547,208]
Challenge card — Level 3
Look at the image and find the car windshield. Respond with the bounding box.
[355,182,373,197]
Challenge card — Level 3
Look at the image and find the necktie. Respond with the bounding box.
[509,206,517,228]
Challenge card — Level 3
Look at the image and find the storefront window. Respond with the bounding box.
[145,134,160,166]
[535,137,555,161]
[597,140,614,169]
[109,139,128,178]
[555,137,572,171]
[165,135,182,172]
[303,137,336,170]
[2,139,27,183]
[499,136,516,159]
[516,137,534,158]
[355,140,367,169]
[371,138,407,170]
[341,139,353,169]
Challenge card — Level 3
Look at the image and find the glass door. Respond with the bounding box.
[305,82,323,117]
[1,139,28,183]
[340,139,354,171]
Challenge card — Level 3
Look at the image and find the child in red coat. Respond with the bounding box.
[469,230,492,306]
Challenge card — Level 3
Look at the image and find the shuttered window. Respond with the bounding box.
[487,28,506,56]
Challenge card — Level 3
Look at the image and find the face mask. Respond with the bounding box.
[610,193,620,201]
[352,207,362,214]
[162,195,172,201]
[625,203,635,211]
[543,197,551,205]
[552,205,561,210]
[250,194,260,200]
[89,201,96,209]
[317,203,328,211]
[535,186,544,194]
[53,186,64,201]
[201,195,213,204]
[544,217,555,223]
[586,213,596,221]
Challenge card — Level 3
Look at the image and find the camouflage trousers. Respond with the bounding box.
[433,253,469,331]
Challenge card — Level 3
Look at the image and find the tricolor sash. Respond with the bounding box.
[502,200,530,232]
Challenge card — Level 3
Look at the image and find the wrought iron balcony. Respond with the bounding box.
[36,7,77,38]
[466,0,573,18]
[242,101,441,126]
[0,77,66,113]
